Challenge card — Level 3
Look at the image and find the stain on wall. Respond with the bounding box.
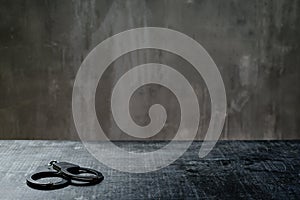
[0,0,299,140]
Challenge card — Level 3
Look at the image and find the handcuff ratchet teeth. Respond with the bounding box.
[26,161,104,190]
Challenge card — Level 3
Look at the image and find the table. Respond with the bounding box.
[0,140,299,199]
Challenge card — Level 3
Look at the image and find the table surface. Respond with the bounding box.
[0,140,299,200]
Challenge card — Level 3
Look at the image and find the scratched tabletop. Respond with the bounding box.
[0,140,299,200]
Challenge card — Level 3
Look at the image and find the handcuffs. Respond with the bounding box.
[26,161,104,190]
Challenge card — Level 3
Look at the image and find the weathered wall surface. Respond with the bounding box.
[0,0,299,140]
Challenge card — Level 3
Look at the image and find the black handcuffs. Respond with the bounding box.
[26,161,104,190]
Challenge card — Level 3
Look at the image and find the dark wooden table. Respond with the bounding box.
[0,140,299,199]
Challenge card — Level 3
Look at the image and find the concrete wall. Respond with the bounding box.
[0,0,299,140]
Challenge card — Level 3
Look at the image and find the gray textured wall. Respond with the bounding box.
[0,0,299,140]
